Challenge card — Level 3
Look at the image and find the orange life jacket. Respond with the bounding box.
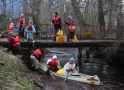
[69,26,75,32]
[68,19,73,26]
[19,17,25,28]
[53,16,60,24]
[12,36,20,47]
[49,58,58,69]
[32,49,42,59]
[28,24,33,31]
[8,26,14,32]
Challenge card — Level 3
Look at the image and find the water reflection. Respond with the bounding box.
[42,48,124,90]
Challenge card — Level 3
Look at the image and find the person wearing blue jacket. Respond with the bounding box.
[25,20,36,41]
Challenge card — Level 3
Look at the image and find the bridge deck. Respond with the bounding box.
[0,38,124,48]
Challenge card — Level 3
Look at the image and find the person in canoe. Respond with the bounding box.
[46,55,61,74]
[64,57,79,76]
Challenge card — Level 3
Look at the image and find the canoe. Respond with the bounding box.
[40,62,100,85]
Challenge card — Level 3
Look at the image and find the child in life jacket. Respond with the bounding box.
[64,57,79,76]
[46,55,61,72]
[25,20,36,41]
[8,23,15,33]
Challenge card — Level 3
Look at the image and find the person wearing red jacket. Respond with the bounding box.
[8,33,21,55]
[46,55,61,72]
[30,41,44,72]
[19,14,25,40]
[65,16,74,41]
[8,23,15,33]
[52,12,62,41]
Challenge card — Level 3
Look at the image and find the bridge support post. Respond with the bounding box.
[78,47,82,68]
[86,47,90,63]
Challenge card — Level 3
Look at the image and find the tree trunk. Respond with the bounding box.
[71,0,85,24]
[117,0,123,39]
[98,0,105,39]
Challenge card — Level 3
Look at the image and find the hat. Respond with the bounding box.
[10,23,14,26]
[29,20,33,23]
[68,16,72,19]
[53,55,57,59]
[20,14,25,17]
[54,12,58,15]
[70,57,74,62]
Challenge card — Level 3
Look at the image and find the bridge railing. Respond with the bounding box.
[38,24,118,40]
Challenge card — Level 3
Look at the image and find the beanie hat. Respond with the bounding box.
[68,16,72,19]
[70,57,74,62]
[53,55,57,59]
[54,12,58,15]
[29,20,33,23]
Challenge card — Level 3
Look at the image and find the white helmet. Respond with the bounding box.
[10,23,14,26]
[20,14,25,17]
[52,55,57,59]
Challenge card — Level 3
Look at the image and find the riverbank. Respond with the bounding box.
[0,47,44,90]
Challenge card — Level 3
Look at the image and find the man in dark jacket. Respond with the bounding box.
[52,12,62,41]
[30,41,44,72]
[8,33,21,55]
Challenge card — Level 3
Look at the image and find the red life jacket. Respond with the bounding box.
[8,26,14,32]
[49,58,58,69]
[53,16,60,24]
[69,26,75,32]
[32,49,42,59]
[12,36,20,47]
[28,24,33,31]
[19,17,25,28]
[68,19,73,26]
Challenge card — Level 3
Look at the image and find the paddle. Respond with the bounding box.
[63,71,71,82]
[49,70,56,81]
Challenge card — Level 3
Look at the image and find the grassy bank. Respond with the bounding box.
[0,47,34,90]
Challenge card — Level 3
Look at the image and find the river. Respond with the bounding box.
[41,48,124,90]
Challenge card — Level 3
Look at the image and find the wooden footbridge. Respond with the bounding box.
[0,39,124,48]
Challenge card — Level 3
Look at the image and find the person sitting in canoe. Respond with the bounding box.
[46,55,61,73]
[64,57,79,76]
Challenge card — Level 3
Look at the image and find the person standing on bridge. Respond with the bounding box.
[8,23,15,33]
[64,57,79,76]
[25,20,36,41]
[52,12,62,41]
[19,14,25,40]
[7,33,21,55]
[65,16,75,41]
[30,41,44,73]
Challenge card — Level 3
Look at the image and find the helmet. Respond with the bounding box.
[54,12,58,15]
[68,16,72,19]
[53,55,57,59]
[10,23,14,26]
[70,57,74,62]
[20,14,25,17]
[29,20,33,23]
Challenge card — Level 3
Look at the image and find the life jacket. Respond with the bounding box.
[8,26,14,32]
[68,19,73,26]
[32,49,42,59]
[68,63,75,69]
[19,17,25,28]
[12,36,20,47]
[69,26,75,32]
[28,24,33,31]
[53,16,60,24]
[49,58,59,69]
